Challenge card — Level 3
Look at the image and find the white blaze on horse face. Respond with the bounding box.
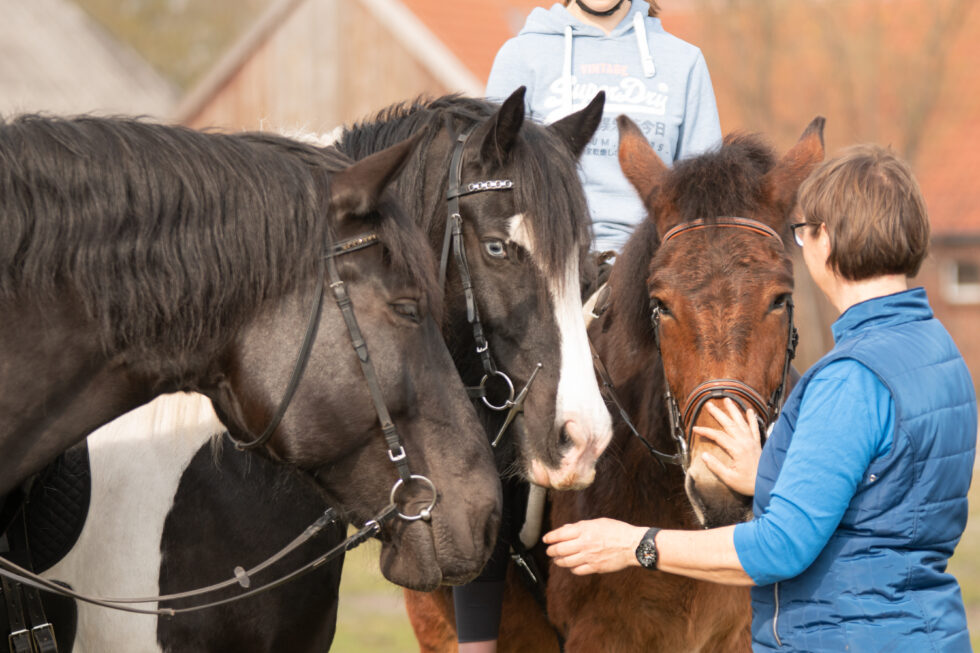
[509,214,613,490]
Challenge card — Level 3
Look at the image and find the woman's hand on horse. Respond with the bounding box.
[693,399,762,497]
[543,519,647,574]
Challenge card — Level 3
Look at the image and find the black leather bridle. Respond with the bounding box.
[0,227,441,615]
[592,217,798,469]
[440,123,543,447]
[226,229,435,521]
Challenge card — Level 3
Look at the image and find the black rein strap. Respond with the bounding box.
[230,233,381,452]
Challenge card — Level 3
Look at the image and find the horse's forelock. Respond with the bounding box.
[508,123,592,286]
[370,194,444,324]
[661,134,777,223]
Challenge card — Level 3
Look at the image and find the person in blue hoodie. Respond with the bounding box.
[485,0,722,254]
[543,144,977,652]
[451,4,721,651]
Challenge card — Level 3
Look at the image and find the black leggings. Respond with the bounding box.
[452,533,510,642]
[452,475,528,643]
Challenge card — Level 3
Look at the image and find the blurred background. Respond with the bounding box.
[3,0,977,649]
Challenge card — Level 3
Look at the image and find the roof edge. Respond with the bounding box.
[357,0,483,96]
[171,0,305,125]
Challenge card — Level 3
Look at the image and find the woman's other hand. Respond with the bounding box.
[543,519,647,575]
[693,398,763,497]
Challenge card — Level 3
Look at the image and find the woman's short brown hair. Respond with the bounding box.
[797,144,930,280]
[563,0,661,17]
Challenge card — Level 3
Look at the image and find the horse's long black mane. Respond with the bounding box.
[611,133,780,343]
[0,115,437,356]
[337,94,592,281]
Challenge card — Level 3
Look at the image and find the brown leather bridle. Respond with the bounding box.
[650,217,799,468]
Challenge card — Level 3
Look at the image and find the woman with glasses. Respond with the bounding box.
[544,144,977,652]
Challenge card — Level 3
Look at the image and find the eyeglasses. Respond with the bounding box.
[789,222,808,247]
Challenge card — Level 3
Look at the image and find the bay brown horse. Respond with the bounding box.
[405,116,826,651]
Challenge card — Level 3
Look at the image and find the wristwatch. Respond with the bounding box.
[635,527,661,570]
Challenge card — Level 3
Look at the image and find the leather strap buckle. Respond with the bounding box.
[7,629,31,653]
[31,623,57,653]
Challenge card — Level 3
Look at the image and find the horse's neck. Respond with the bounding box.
[0,293,224,496]
[590,304,694,528]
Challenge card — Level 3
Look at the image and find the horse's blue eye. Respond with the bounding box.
[484,240,507,259]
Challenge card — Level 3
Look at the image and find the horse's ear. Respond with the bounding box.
[329,132,421,217]
[763,116,826,227]
[618,115,668,209]
[549,91,605,159]
[477,86,526,166]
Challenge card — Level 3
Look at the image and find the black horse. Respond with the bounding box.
[35,91,612,651]
[0,115,502,606]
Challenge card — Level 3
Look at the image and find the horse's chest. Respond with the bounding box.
[553,569,749,652]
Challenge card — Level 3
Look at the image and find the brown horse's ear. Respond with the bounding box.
[329,132,422,217]
[477,86,526,166]
[617,114,668,211]
[762,116,826,227]
[549,91,605,159]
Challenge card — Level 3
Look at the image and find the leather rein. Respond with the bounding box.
[0,229,437,615]
[591,217,799,469]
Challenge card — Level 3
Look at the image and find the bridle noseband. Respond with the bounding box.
[440,123,543,447]
[651,217,799,468]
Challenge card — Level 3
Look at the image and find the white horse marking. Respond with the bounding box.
[508,214,612,488]
[42,393,222,653]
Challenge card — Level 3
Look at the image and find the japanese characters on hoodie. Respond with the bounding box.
[486,1,721,253]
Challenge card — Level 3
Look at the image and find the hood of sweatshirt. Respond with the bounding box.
[485,1,721,253]
[520,2,660,116]
[521,1,655,38]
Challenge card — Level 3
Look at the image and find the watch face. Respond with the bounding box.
[636,538,658,569]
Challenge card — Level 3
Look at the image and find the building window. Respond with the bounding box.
[943,259,980,304]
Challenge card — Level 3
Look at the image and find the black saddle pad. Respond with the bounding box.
[25,443,91,573]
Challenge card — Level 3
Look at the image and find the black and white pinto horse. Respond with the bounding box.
[32,90,614,651]
[0,115,505,649]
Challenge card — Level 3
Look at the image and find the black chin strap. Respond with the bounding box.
[575,0,627,17]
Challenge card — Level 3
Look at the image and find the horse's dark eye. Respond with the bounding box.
[391,300,421,324]
[483,239,507,259]
[652,298,672,317]
[770,294,791,311]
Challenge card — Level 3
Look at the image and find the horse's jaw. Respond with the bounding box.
[378,520,444,591]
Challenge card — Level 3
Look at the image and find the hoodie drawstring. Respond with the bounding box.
[561,7,656,116]
[633,11,656,78]
[563,25,574,113]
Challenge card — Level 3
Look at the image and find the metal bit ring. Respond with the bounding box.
[389,475,438,522]
[479,370,516,411]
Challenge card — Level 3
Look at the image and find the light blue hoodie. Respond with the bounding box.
[486,1,721,253]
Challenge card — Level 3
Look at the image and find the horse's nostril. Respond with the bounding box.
[559,426,571,448]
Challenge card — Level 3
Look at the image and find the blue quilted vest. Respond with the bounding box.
[750,288,976,652]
